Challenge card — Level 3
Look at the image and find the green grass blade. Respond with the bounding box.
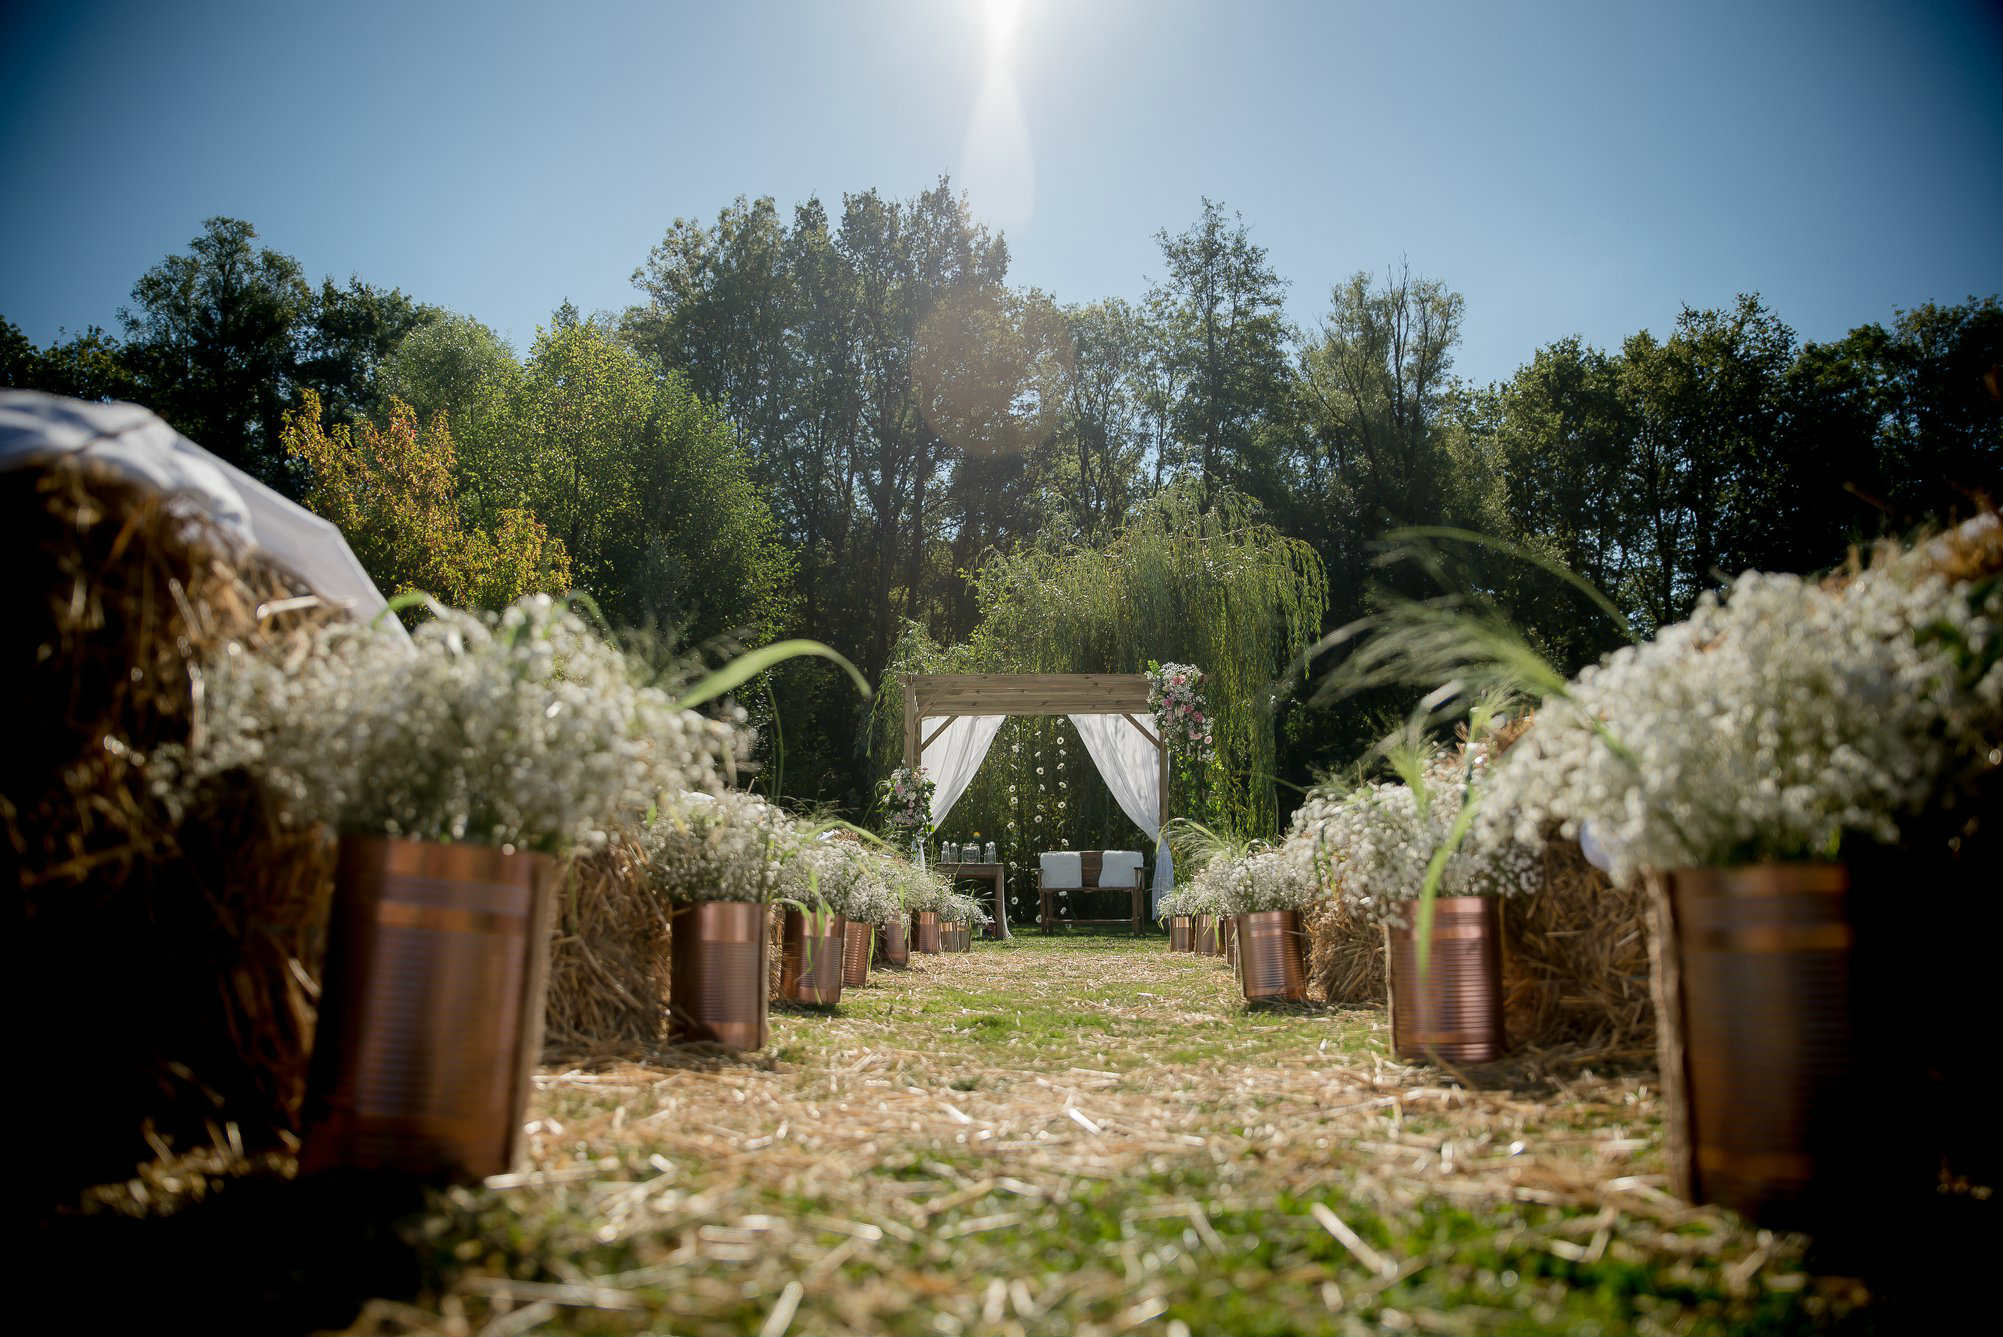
[674,639,871,710]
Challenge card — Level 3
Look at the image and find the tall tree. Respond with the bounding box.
[1054,297,1150,541]
[1296,263,1465,537]
[119,217,310,487]
[1149,199,1291,505]
[294,276,438,428]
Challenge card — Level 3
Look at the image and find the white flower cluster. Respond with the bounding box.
[1167,844,1320,918]
[640,790,797,904]
[186,594,745,853]
[782,839,902,926]
[1483,532,2003,884]
[1286,757,1540,927]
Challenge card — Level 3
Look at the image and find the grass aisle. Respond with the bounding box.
[382,936,1861,1336]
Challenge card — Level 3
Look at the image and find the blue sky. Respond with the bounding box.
[1,0,1996,388]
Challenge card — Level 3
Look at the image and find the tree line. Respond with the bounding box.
[6,184,1998,818]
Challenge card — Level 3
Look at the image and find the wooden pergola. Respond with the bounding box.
[901,673,1168,811]
[904,674,1169,934]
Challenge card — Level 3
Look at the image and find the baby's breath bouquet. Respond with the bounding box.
[1157,870,1228,920]
[783,839,902,925]
[641,790,798,904]
[1290,756,1539,928]
[1482,526,2003,884]
[1200,848,1321,917]
[939,885,993,928]
[184,593,745,855]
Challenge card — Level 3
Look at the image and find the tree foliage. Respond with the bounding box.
[282,389,570,610]
[6,194,1997,837]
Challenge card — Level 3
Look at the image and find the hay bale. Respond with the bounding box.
[543,841,676,1056]
[1499,840,1655,1057]
[7,460,343,1200]
[1300,827,1653,1057]
[1302,896,1384,1005]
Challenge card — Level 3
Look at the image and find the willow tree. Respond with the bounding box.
[876,480,1327,858]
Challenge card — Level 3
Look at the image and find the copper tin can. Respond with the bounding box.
[913,910,942,954]
[878,918,910,968]
[1168,915,1194,952]
[301,836,556,1180]
[1386,897,1504,1063]
[1650,864,1867,1226]
[841,917,873,988]
[1239,909,1306,1002]
[779,908,845,1005]
[1193,915,1221,956]
[668,900,770,1051]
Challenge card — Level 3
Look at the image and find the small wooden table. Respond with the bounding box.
[937,862,1009,939]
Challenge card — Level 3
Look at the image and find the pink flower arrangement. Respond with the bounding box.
[1146,661,1215,763]
[879,764,936,839]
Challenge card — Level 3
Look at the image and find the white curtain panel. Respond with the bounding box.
[920,713,1006,830]
[1068,713,1176,913]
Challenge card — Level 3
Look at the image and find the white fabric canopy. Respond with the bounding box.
[1068,713,1175,913]
[0,390,399,634]
[919,713,1005,831]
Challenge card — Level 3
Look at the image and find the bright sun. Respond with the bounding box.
[981,0,1025,60]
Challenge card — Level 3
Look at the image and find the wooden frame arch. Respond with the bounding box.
[901,673,1169,829]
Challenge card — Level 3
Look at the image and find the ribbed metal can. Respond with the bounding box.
[667,900,770,1051]
[779,908,845,1005]
[1168,915,1194,952]
[1239,909,1306,1002]
[1193,914,1221,956]
[841,917,873,987]
[877,918,910,968]
[1649,864,1873,1226]
[300,836,557,1180]
[1386,896,1504,1063]
[912,910,942,954]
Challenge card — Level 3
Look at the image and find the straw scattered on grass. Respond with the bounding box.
[355,936,1867,1336]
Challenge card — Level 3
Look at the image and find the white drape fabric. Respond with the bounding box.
[919,714,1005,831]
[0,390,401,636]
[1067,713,1175,913]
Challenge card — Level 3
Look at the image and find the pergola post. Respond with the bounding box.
[902,674,918,769]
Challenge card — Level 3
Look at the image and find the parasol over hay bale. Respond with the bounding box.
[7,458,348,1200]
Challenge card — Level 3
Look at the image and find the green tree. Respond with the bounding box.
[1149,199,1292,505]
[119,217,311,488]
[295,276,439,427]
[282,389,570,610]
[0,317,138,404]
[1053,297,1151,542]
[379,312,526,522]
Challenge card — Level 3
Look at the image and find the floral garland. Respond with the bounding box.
[1146,661,1215,763]
[879,764,935,842]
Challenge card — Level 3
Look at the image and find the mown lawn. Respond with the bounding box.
[333,934,1886,1336]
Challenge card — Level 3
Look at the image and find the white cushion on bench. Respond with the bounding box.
[1039,851,1082,886]
[1100,850,1143,888]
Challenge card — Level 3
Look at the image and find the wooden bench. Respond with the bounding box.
[1038,850,1145,936]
